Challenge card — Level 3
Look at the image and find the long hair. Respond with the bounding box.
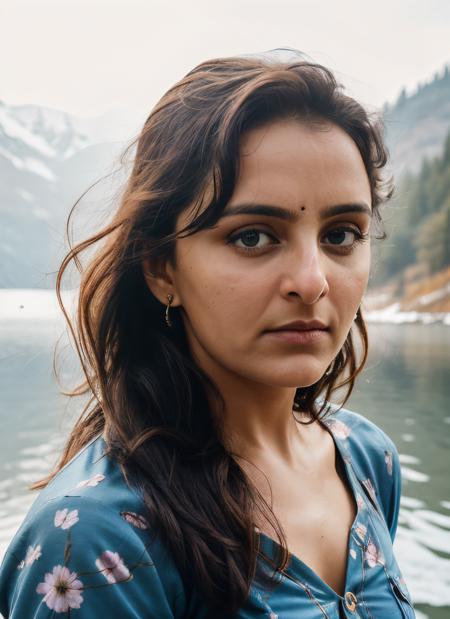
[32,50,394,616]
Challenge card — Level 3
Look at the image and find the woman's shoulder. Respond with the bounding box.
[26,433,146,517]
[0,435,190,618]
[10,433,153,553]
[322,403,402,542]
[323,403,399,459]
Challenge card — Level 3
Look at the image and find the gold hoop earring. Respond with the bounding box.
[165,294,174,328]
[324,365,332,378]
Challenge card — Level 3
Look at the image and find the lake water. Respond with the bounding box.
[0,315,449,618]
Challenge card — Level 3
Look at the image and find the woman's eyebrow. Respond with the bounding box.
[221,202,372,221]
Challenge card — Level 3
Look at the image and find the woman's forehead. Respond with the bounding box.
[238,118,362,170]
[175,118,371,233]
[234,121,371,205]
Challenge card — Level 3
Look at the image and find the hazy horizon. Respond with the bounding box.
[2,0,449,119]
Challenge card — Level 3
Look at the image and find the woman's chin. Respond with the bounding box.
[259,369,330,389]
[297,375,328,388]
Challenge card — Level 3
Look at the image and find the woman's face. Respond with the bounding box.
[165,118,372,389]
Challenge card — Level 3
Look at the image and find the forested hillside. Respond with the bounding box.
[363,65,450,317]
[383,65,450,177]
[372,128,450,289]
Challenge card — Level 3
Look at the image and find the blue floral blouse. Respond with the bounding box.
[0,405,416,618]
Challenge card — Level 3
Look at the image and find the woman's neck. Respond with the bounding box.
[216,390,321,470]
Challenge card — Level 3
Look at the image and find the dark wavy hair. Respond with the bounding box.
[33,50,394,616]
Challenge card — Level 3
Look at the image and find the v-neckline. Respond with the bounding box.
[257,414,364,599]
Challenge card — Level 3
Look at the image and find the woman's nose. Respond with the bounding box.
[279,246,329,304]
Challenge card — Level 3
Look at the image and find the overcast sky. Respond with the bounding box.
[2,0,449,120]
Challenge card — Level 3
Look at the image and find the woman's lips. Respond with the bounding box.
[264,328,329,345]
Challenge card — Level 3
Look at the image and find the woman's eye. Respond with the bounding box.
[323,227,368,250]
[227,228,276,251]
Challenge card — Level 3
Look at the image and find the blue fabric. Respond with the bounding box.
[0,405,416,618]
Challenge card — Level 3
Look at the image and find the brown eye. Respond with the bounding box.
[323,227,369,251]
[227,228,278,252]
[326,228,357,246]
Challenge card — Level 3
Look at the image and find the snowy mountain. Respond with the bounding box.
[0,101,143,288]
[1,103,90,161]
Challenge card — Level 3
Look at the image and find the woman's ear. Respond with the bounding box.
[141,258,181,307]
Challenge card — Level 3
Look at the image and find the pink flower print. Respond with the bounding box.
[54,508,79,530]
[120,511,149,530]
[356,493,365,511]
[18,544,42,569]
[328,418,352,440]
[355,522,367,542]
[95,551,131,584]
[349,548,357,559]
[36,565,84,612]
[364,539,385,568]
[25,544,42,566]
[385,450,393,476]
[269,613,278,619]
[76,473,105,488]
[361,478,378,505]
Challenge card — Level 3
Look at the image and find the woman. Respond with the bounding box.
[0,51,416,618]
